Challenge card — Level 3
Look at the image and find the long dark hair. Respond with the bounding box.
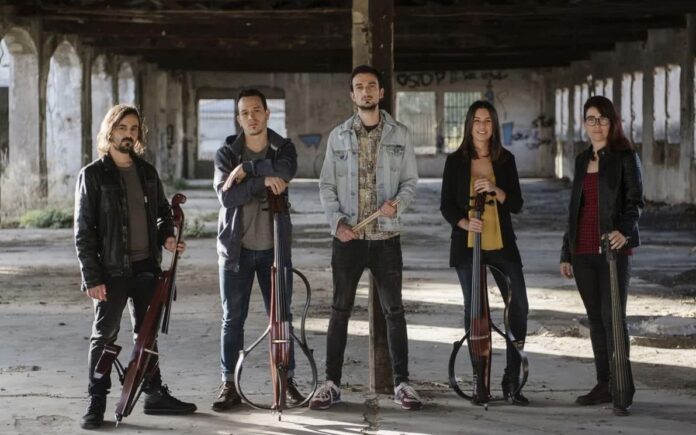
[457,100,503,161]
[583,95,633,152]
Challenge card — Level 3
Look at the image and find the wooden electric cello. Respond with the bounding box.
[602,235,634,415]
[448,192,529,409]
[93,193,186,425]
[234,189,317,420]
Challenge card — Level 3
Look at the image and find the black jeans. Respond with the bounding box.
[455,250,529,375]
[326,236,410,386]
[572,253,632,384]
[87,259,162,396]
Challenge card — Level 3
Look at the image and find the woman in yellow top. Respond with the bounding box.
[440,100,529,404]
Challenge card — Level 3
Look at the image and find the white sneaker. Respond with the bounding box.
[394,382,422,410]
[309,380,341,410]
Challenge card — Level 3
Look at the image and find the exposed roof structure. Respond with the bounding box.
[3,0,696,71]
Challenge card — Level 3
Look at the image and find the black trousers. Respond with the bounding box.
[455,250,529,376]
[87,259,162,396]
[325,236,410,386]
[572,253,632,385]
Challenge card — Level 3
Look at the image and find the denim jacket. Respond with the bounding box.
[214,129,297,270]
[319,110,418,235]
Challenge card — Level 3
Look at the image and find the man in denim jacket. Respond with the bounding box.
[311,65,420,411]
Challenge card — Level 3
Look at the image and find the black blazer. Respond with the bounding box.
[561,146,644,263]
[440,147,524,267]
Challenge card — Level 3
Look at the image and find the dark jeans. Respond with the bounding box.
[219,247,295,381]
[572,253,632,384]
[455,250,529,376]
[326,236,410,386]
[87,259,162,396]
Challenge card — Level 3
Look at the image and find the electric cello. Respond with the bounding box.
[93,193,187,424]
[602,235,634,415]
[448,192,529,409]
[234,189,317,420]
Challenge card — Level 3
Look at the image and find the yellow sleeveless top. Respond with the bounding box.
[467,176,504,250]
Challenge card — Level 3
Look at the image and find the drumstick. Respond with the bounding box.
[352,199,401,233]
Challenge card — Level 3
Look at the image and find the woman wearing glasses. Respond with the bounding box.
[560,95,644,415]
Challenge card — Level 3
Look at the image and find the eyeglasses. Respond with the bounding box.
[585,116,610,126]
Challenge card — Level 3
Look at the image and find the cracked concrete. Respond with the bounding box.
[0,179,695,434]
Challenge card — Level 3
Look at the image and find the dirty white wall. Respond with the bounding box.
[546,20,696,205]
[184,69,553,179]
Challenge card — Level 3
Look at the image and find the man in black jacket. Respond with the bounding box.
[75,104,196,430]
[212,89,302,411]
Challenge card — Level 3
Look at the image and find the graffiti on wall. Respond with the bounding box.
[299,134,322,149]
[396,71,510,88]
[502,117,554,150]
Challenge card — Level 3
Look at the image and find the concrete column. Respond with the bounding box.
[683,15,696,202]
[165,71,184,182]
[90,54,114,160]
[0,27,42,214]
[80,47,92,165]
[352,0,395,394]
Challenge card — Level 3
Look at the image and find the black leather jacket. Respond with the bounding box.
[561,146,644,263]
[74,153,173,291]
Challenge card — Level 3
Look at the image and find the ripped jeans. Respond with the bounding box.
[325,236,410,386]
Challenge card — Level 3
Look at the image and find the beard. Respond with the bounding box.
[113,139,133,154]
[356,101,379,111]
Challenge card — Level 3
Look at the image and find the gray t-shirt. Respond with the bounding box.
[241,145,274,250]
[118,164,150,261]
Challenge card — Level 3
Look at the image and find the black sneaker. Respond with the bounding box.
[143,384,197,415]
[576,382,612,406]
[286,377,305,405]
[79,394,106,430]
[211,381,242,412]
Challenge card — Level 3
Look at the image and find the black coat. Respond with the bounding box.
[74,153,174,291]
[440,147,524,267]
[561,146,644,263]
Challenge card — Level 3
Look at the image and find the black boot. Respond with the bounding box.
[502,370,529,406]
[211,381,241,412]
[575,382,612,406]
[286,377,306,406]
[79,394,106,430]
[143,384,197,415]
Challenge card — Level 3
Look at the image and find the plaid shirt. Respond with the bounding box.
[353,115,396,240]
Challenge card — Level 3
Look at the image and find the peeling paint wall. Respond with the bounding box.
[90,54,112,161]
[46,41,82,204]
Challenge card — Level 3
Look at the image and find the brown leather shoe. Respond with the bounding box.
[211,381,241,412]
[576,382,612,406]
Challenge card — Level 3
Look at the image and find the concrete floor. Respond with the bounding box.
[1,179,695,435]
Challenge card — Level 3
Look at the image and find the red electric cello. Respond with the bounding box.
[448,192,529,409]
[93,193,187,424]
[234,190,317,420]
